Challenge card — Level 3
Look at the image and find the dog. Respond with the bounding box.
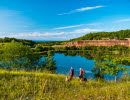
[65,76,69,82]
[80,78,87,82]
[83,78,87,81]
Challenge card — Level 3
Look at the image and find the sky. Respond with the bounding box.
[0,0,130,41]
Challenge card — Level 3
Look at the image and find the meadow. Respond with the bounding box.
[0,69,130,100]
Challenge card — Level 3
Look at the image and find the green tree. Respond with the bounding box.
[103,57,128,82]
[35,45,44,52]
[44,51,57,72]
[69,46,77,50]
[92,60,106,79]
[104,63,127,82]
[64,46,70,51]
[1,40,41,70]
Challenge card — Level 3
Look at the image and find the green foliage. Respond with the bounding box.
[53,45,130,54]
[92,60,106,79]
[0,41,57,72]
[95,57,128,82]
[70,29,130,41]
[69,46,77,50]
[0,69,129,100]
[35,45,54,52]
[0,37,35,46]
[104,56,130,66]
[104,64,127,76]
[63,46,70,51]
[1,40,33,61]
[36,41,63,46]
[92,53,129,81]
[35,45,44,52]
[44,51,57,72]
[0,41,42,69]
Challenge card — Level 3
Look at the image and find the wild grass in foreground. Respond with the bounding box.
[0,69,130,100]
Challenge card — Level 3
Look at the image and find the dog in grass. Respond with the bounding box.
[80,77,87,82]
[65,76,69,82]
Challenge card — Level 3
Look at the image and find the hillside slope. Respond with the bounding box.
[0,69,129,100]
[70,29,130,41]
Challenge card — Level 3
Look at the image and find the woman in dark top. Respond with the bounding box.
[70,67,74,80]
[79,68,85,79]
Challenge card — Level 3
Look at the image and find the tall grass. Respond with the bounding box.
[0,69,129,100]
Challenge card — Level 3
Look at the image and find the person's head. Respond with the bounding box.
[80,68,82,70]
[71,67,73,69]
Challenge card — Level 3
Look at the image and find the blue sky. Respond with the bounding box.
[0,0,130,40]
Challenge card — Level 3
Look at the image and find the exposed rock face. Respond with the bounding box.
[65,39,130,47]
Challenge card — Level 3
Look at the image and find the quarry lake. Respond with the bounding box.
[49,53,130,80]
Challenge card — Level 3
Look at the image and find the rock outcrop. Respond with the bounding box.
[65,39,130,47]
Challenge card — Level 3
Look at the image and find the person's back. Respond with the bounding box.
[70,68,74,75]
[79,68,85,79]
[70,67,74,80]
[80,70,84,76]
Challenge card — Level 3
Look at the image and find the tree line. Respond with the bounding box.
[0,41,56,72]
[69,29,130,41]
[34,45,130,53]
[36,41,65,46]
[0,37,36,46]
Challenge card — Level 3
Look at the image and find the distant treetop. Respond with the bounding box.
[0,37,36,46]
[69,29,130,41]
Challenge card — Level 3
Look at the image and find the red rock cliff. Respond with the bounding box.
[65,39,130,47]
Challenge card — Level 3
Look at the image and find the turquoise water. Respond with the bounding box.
[53,53,130,80]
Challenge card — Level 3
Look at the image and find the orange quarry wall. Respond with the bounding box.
[65,39,130,47]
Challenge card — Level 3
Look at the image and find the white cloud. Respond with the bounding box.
[43,32,65,36]
[53,24,84,29]
[1,28,103,40]
[69,28,104,34]
[87,23,102,25]
[1,32,67,40]
[53,23,102,30]
[76,6,104,11]
[115,19,130,22]
[1,32,65,38]
[58,6,104,15]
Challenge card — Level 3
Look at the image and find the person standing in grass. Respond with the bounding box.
[79,68,85,80]
[70,67,74,80]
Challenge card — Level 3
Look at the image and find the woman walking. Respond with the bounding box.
[79,68,85,80]
[70,67,74,80]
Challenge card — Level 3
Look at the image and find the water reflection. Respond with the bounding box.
[0,49,130,80]
[55,50,130,80]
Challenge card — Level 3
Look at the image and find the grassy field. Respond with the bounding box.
[0,69,130,100]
